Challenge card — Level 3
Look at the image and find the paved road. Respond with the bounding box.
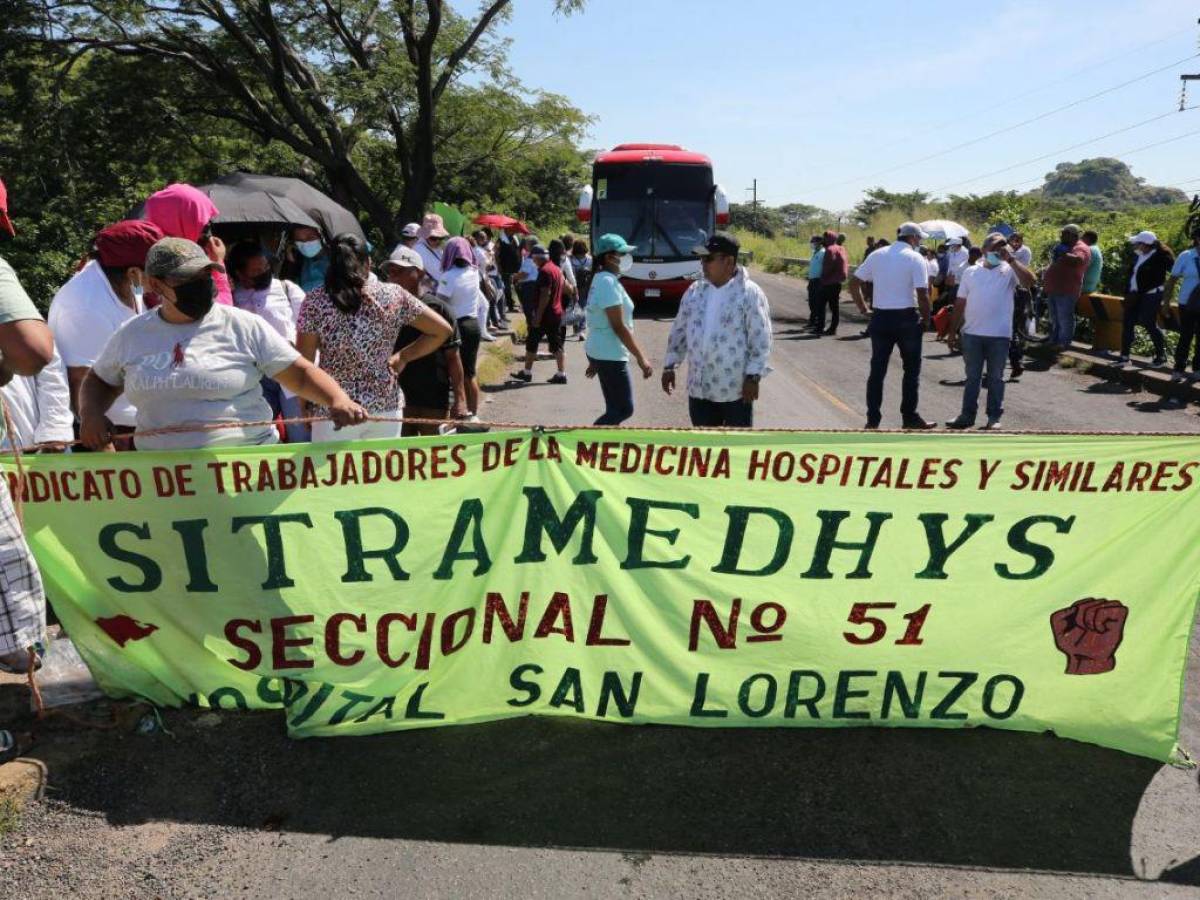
[482,270,1200,434]
[1,270,1198,899]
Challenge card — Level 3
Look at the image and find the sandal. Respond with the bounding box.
[0,647,42,675]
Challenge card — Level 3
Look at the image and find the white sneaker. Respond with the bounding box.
[480,332,497,342]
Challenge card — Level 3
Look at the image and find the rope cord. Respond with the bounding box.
[1,412,1197,459]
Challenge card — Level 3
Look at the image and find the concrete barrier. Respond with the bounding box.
[1076,293,1181,352]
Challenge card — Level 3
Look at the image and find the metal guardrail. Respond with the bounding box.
[1076,292,1185,352]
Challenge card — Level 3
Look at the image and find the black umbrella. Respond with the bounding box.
[213,172,365,241]
[127,183,320,231]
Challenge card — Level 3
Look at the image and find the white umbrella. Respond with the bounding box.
[917,219,970,240]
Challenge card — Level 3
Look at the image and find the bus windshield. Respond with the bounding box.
[592,163,714,262]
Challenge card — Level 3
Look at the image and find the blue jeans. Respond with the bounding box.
[261,377,309,443]
[1046,293,1077,346]
[960,332,1009,423]
[688,397,753,428]
[866,307,923,426]
[590,358,634,425]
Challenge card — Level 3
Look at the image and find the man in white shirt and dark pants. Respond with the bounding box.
[947,232,1036,430]
[849,222,936,430]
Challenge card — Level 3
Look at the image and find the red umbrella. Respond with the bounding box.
[473,213,517,228]
[473,213,532,235]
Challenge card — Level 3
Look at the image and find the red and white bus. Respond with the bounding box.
[577,144,729,303]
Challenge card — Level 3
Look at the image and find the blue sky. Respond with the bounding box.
[495,0,1200,212]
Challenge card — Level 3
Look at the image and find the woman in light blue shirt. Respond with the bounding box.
[1167,230,1200,377]
[584,234,653,425]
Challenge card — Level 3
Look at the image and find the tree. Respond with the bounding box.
[728,203,783,237]
[1039,158,1187,210]
[943,191,1030,228]
[24,0,586,243]
[1,8,301,304]
[853,187,930,221]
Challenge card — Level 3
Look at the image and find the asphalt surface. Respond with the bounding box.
[1,270,1198,899]
[482,270,1200,434]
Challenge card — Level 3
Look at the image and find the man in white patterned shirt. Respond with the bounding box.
[661,233,772,427]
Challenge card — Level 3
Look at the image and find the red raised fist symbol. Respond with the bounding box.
[1050,598,1128,675]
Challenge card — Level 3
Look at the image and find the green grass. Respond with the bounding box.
[0,797,21,837]
[735,205,974,274]
[477,336,516,388]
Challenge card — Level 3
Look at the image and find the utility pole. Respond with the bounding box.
[1180,19,1200,110]
[746,179,758,232]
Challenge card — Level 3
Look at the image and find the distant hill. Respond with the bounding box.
[1035,158,1186,209]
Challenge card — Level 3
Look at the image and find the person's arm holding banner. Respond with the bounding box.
[78,371,123,452]
[272,358,369,429]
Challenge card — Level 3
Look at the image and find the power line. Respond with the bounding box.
[903,31,1190,141]
[1110,126,1200,160]
[930,106,1199,195]
[803,53,1199,195]
[960,126,1200,197]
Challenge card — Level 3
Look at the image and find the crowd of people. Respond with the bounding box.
[1,170,1199,674]
[845,220,1200,429]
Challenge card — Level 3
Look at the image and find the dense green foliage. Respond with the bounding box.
[728,202,831,238]
[853,188,932,222]
[1,0,591,308]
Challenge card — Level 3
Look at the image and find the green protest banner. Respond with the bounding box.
[9,430,1198,761]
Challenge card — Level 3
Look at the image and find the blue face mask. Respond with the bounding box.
[986,252,1003,267]
[296,239,324,259]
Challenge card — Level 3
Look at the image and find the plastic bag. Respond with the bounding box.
[563,302,586,329]
[34,636,104,710]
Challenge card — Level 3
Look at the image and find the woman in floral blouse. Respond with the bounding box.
[297,233,452,442]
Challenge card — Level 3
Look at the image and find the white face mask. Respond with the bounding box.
[618,254,633,275]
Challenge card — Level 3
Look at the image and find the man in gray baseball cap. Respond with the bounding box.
[143,237,225,321]
[381,244,425,296]
[385,244,470,433]
[145,237,225,283]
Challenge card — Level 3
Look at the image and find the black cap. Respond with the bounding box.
[693,231,740,258]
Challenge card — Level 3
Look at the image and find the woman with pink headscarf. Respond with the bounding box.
[143,183,233,306]
[436,236,484,417]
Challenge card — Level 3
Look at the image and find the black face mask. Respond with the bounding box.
[251,271,272,291]
[173,275,215,321]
